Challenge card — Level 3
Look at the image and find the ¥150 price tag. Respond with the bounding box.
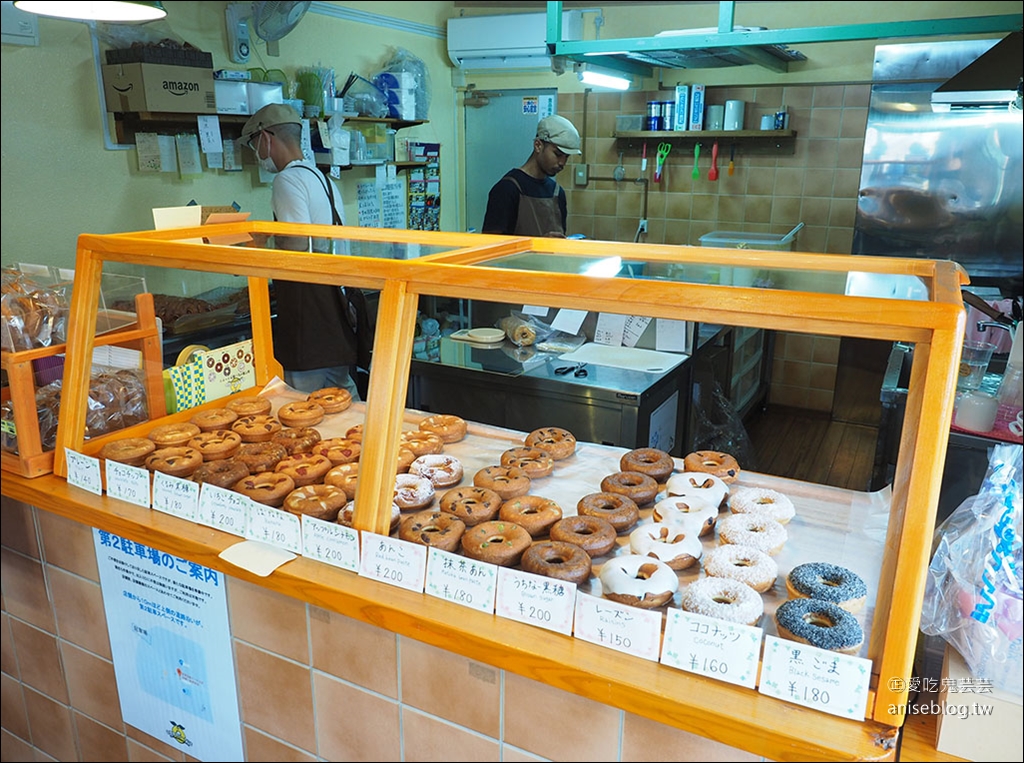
[245,503,301,554]
[301,515,360,572]
[152,471,199,521]
[358,533,427,593]
[65,449,102,495]
[758,635,871,720]
[424,548,498,613]
[573,591,662,661]
[196,483,249,536]
[495,567,575,635]
[104,460,152,508]
[661,609,763,688]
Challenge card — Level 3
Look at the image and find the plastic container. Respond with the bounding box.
[700,222,804,251]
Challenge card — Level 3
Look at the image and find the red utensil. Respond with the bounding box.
[708,140,719,181]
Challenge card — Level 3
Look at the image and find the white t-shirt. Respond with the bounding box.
[271,159,345,251]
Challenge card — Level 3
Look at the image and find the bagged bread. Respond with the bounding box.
[499,315,537,346]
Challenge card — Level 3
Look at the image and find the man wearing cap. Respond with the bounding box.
[241,103,369,399]
[482,114,581,237]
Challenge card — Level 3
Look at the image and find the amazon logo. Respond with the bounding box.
[162,80,200,96]
[112,83,134,93]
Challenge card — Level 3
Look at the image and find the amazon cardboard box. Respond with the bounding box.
[103,62,215,113]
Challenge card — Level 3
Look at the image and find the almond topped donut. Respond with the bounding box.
[418,414,467,443]
[147,422,201,449]
[324,462,360,500]
[226,395,272,417]
[500,446,554,479]
[473,465,531,500]
[277,400,325,428]
[307,386,353,414]
[524,426,577,460]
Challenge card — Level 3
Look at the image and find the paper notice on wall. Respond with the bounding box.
[196,115,223,154]
[551,308,586,335]
[222,139,243,172]
[656,319,693,353]
[595,312,627,345]
[357,181,381,227]
[176,134,202,178]
[136,132,162,172]
[623,316,651,347]
[157,135,178,172]
[381,179,406,229]
[205,152,224,170]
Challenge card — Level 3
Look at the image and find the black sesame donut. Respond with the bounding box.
[619,447,675,483]
[786,562,868,613]
[500,446,554,479]
[680,577,764,626]
[499,495,562,537]
[703,544,778,593]
[599,555,679,609]
[521,541,592,586]
[418,414,467,443]
[439,486,502,526]
[473,465,531,501]
[524,427,577,460]
[774,598,865,655]
[577,492,640,533]
[683,450,741,483]
[399,510,466,552]
[600,471,659,506]
[549,515,618,558]
[460,520,532,567]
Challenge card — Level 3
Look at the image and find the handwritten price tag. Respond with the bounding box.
[424,548,498,613]
[758,635,871,719]
[661,609,763,688]
[196,483,249,536]
[495,567,575,635]
[65,449,102,495]
[152,472,199,521]
[104,460,152,508]
[573,592,662,661]
[246,503,301,553]
[302,516,360,572]
[358,533,427,593]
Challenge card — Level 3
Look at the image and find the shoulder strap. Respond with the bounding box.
[287,164,343,226]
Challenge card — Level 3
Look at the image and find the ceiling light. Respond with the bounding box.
[579,69,631,91]
[13,1,166,22]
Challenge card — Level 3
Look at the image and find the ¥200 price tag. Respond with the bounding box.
[495,567,575,635]
[196,483,249,536]
[65,449,102,495]
[152,471,199,521]
[661,609,763,688]
[573,591,662,661]
[424,548,498,613]
[758,635,871,720]
[358,533,427,593]
[104,460,152,508]
[301,515,360,572]
[245,503,301,554]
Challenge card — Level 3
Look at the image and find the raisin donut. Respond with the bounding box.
[652,496,718,537]
[549,515,618,558]
[234,471,295,507]
[600,471,659,506]
[499,495,563,537]
[418,414,467,443]
[234,441,287,474]
[394,473,435,511]
[703,544,778,593]
[314,437,362,465]
[460,520,532,567]
[774,598,864,655]
[681,577,765,626]
[100,437,156,467]
[599,555,679,609]
[147,422,201,449]
[619,447,675,483]
[400,430,445,457]
[629,522,702,570]
[786,562,868,614]
[683,451,741,483]
[283,483,347,521]
[338,500,401,534]
[145,446,203,477]
[666,472,730,511]
[307,386,352,414]
[188,430,242,461]
[274,452,333,487]
[409,454,464,488]
[277,400,325,428]
[190,407,238,433]
[521,541,592,586]
[718,514,787,556]
[439,486,501,526]
[398,510,466,552]
[473,465,531,501]
[191,459,248,489]
[524,426,576,461]
[729,487,796,525]
[272,427,322,455]
[500,446,554,479]
[226,396,272,417]
[577,492,640,533]
[231,414,283,443]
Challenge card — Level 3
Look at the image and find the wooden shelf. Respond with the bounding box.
[614,129,797,154]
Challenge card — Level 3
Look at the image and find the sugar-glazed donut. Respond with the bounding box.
[460,520,532,567]
[665,472,730,510]
[682,450,741,483]
[599,555,679,609]
[524,427,577,460]
[652,496,718,537]
[409,454,464,488]
[399,510,466,552]
[718,513,787,556]
[629,522,702,570]
[521,541,592,586]
[394,473,435,511]
[703,544,778,593]
[549,515,617,558]
[729,487,795,525]
[600,471,659,506]
[619,447,675,482]
[786,562,867,613]
[774,598,864,654]
[577,492,640,533]
[681,577,764,626]
[499,495,562,537]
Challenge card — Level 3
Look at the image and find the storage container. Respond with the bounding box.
[700,223,804,251]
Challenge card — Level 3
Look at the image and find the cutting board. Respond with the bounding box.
[558,343,686,373]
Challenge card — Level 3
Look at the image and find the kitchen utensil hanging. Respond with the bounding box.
[728,143,735,176]
[691,142,700,180]
[654,142,671,183]
[708,140,719,181]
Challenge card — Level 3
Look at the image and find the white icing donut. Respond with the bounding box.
[665,472,730,510]
[394,473,435,510]
[729,487,796,525]
[409,454,464,488]
[652,496,718,537]
[718,514,787,556]
[703,544,778,593]
[680,577,765,626]
[599,554,679,609]
[338,500,401,534]
[629,522,702,570]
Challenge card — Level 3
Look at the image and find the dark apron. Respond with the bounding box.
[509,177,564,237]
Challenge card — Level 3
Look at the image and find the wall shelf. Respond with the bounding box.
[614,129,797,154]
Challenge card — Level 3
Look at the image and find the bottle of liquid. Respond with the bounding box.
[995,322,1023,424]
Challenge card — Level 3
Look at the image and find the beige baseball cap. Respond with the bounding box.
[536,114,581,155]
[241,103,302,145]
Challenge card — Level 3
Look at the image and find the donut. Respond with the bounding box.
[272,427,322,455]
[398,510,466,552]
[313,437,362,465]
[100,437,156,467]
[191,459,248,489]
[524,427,577,461]
[665,472,730,510]
[600,471,659,506]
[718,514,787,556]
[729,487,796,525]
[324,462,360,500]
[147,422,201,449]
[274,452,333,487]
[226,396,272,417]
[629,522,702,570]
[473,465,531,501]
[188,430,242,461]
[345,424,364,442]
[190,407,238,433]
[599,555,679,609]
[774,598,864,655]
[277,400,325,428]
[499,495,562,537]
[439,486,501,526]
[683,451,741,483]
[460,520,532,567]
[521,541,592,586]
[786,562,868,613]
[234,441,287,474]
[409,454,464,488]
[400,430,444,456]
[145,446,203,477]
[283,483,347,521]
[549,515,618,558]
[577,492,640,533]
[418,414,467,443]
[651,496,719,537]
[307,386,352,414]
[394,473,435,511]
[703,544,778,593]
[680,577,764,626]
[338,500,401,534]
[231,414,283,443]
[396,447,416,474]
[233,471,295,507]
[500,447,554,479]
[619,448,675,483]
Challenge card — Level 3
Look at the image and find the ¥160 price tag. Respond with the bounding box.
[152,471,199,521]
[661,609,763,688]
[104,460,152,508]
[358,533,427,593]
[424,548,498,613]
[495,567,575,635]
[301,515,360,572]
[245,503,301,553]
[758,635,871,719]
[65,449,102,495]
[573,591,662,661]
[196,483,249,536]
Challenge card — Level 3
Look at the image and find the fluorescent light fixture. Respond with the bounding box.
[578,68,631,91]
[13,1,166,22]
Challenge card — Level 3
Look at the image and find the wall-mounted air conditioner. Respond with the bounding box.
[447,11,583,70]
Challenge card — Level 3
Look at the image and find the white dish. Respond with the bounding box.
[466,328,505,343]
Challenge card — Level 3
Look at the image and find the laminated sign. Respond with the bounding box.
[197,340,256,399]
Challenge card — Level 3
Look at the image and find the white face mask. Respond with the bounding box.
[257,133,277,173]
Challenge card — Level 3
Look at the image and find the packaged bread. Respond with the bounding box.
[499,315,537,346]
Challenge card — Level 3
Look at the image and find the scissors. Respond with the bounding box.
[655,142,671,182]
[555,362,588,378]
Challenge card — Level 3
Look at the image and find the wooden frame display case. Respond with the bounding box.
[43,222,965,761]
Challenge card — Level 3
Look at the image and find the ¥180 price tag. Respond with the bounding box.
[495,567,575,635]
[758,635,871,720]
[196,483,249,536]
[245,503,301,554]
[358,533,427,593]
[65,449,102,495]
[424,548,497,613]
[301,515,360,572]
[152,471,199,521]
[661,609,763,688]
[104,460,152,508]
[573,591,662,661]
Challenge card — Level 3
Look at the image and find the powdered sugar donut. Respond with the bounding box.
[338,500,401,534]
[703,544,778,593]
[652,496,719,537]
[409,454,464,488]
[718,514,787,556]
[629,522,702,570]
[729,487,796,524]
[681,577,765,626]
[666,472,730,510]
[394,473,435,510]
[599,555,679,609]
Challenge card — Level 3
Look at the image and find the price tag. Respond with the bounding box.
[495,567,575,635]
[65,449,102,495]
[196,483,249,536]
[104,460,152,508]
[661,609,763,688]
[246,503,301,554]
[758,635,871,720]
[302,515,360,572]
[152,471,199,521]
[424,548,498,613]
[358,533,427,593]
[573,592,662,661]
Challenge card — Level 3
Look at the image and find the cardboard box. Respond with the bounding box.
[936,644,1023,761]
[215,80,248,115]
[688,84,705,131]
[102,63,215,113]
[673,85,689,131]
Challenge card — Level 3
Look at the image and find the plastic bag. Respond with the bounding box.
[496,311,555,347]
[920,443,1023,695]
[373,47,431,120]
[689,352,755,469]
[339,73,388,118]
